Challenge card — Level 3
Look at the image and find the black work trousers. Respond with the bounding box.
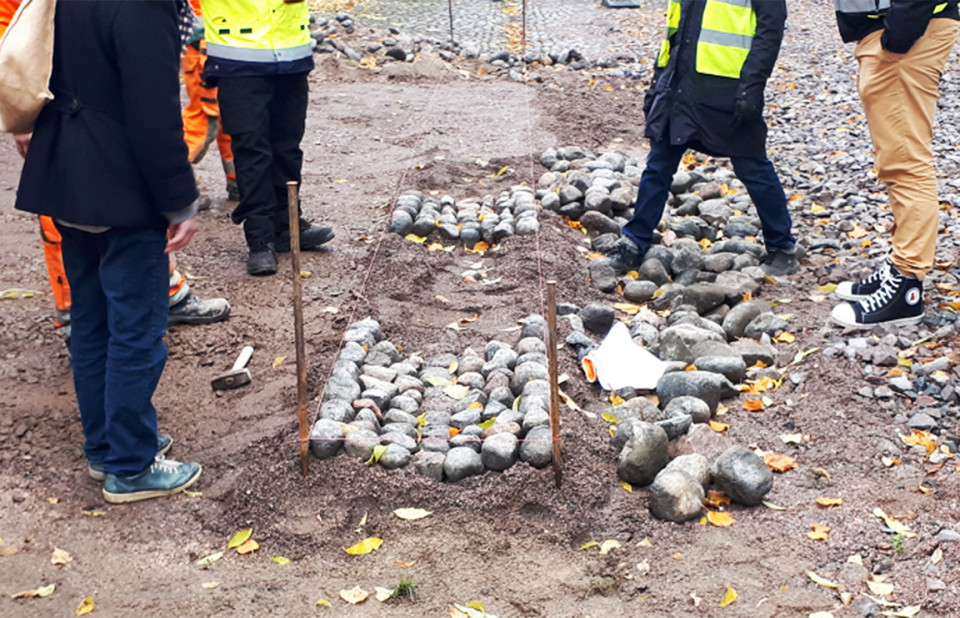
[217,72,309,250]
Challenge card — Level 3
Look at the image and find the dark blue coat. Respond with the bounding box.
[16,0,197,230]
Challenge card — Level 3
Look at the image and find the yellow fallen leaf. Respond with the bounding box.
[51,547,72,566]
[82,510,105,517]
[900,430,936,456]
[271,556,291,565]
[183,490,202,498]
[719,583,738,607]
[609,393,625,406]
[375,587,393,602]
[612,302,644,315]
[806,570,838,588]
[707,511,736,527]
[12,584,56,598]
[47,497,59,504]
[873,507,916,538]
[466,600,486,612]
[365,444,387,466]
[272,356,285,369]
[199,581,220,590]
[743,399,765,411]
[579,541,598,551]
[236,539,259,555]
[459,314,479,323]
[708,420,728,433]
[227,528,252,549]
[763,452,797,472]
[340,587,369,604]
[880,606,921,617]
[195,551,224,566]
[427,242,445,251]
[491,165,511,178]
[620,481,633,493]
[775,332,796,343]
[599,540,621,555]
[918,483,930,494]
[762,501,786,511]
[704,490,731,508]
[443,384,470,400]
[0,545,19,557]
[816,497,843,508]
[344,537,383,555]
[808,524,830,541]
[394,508,432,521]
[75,596,95,615]
[299,270,311,278]
[602,412,620,424]
[404,233,427,243]
[334,178,348,183]
[867,579,894,596]
[395,560,417,568]
[425,376,453,387]
[315,599,332,607]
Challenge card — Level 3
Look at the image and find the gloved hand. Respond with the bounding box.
[733,88,764,125]
[642,86,656,117]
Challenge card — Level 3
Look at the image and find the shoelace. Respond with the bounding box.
[860,258,892,287]
[150,455,181,475]
[858,271,901,313]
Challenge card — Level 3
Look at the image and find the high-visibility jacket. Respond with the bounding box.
[201,0,311,66]
[834,0,958,51]
[657,0,757,80]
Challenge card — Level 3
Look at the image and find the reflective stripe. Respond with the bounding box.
[206,42,312,63]
[698,28,752,50]
[711,0,751,7]
[834,0,946,13]
[935,2,948,13]
[697,0,756,79]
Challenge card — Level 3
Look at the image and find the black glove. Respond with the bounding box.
[733,89,764,126]
[642,87,656,117]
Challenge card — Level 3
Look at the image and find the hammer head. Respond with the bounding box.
[211,368,251,391]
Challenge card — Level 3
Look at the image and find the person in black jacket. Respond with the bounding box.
[15,0,202,503]
[615,0,797,276]
[830,0,959,329]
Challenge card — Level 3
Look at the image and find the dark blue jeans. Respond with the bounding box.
[622,140,795,256]
[60,225,169,476]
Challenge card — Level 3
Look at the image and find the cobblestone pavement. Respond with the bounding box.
[356,0,659,58]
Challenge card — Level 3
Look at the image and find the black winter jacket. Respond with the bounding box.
[16,0,198,229]
[644,0,786,159]
[836,0,959,51]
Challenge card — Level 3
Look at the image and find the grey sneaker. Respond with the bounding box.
[88,432,173,481]
[168,294,231,326]
[103,457,202,504]
[761,246,799,276]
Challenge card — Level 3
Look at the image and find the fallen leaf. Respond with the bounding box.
[82,510,105,517]
[762,501,786,511]
[322,306,339,314]
[812,467,832,482]
[365,444,387,466]
[0,545,19,557]
[880,606,921,617]
[599,540,621,555]
[443,384,470,400]
[808,524,831,541]
[394,508,432,521]
[271,556,291,565]
[704,491,731,508]
[491,165,511,178]
[602,412,620,424]
[315,598,332,607]
[183,490,203,498]
[47,497,59,504]
[691,592,703,607]
[271,356,284,369]
[763,452,797,472]
[195,551,224,566]
[75,596,95,615]
[425,376,453,387]
[404,233,427,243]
[236,539,259,555]
[706,511,736,527]
[579,541,598,551]
[620,481,633,493]
[227,528,252,549]
[395,560,417,568]
[867,579,894,596]
[340,587,369,604]
[344,537,383,555]
[375,587,393,602]
[779,433,806,445]
[806,570,839,589]
[816,497,843,508]
[201,581,220,590]
[51,547,72,566]
[743,399,765,411]
[900,430,937,456]
[708,420,729,433]
[874,508,916,538]
[12,584,56,598]
[612,302,644,315]
[719,583,738,607]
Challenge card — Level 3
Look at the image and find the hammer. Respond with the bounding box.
[212,345,254,391]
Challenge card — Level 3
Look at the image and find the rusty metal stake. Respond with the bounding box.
[546,280,563,488]
[522,0,527,55]
[288,181,309,477]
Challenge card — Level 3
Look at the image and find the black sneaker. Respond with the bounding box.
[761,246,799,276]
[247,243,278,276]
[276,221,335,253]
[835,257,891,301]
[830,265,923,329]
[168,294,231,325]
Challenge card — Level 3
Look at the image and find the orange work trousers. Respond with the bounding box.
[856,19,959,280]
[182,43,235,184]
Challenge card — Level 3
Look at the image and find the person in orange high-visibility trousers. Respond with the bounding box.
[182,0,237,202]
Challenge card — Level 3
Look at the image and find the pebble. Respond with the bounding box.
[649,469,705,523]
[617,422,669,486]
[710,446,774,507]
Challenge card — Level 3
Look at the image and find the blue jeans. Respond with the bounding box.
[60,225,169,476]
[622,140,795,256]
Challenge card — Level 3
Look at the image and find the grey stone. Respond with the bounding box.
[744,313,789,340]
[637,258,670,286]
[663,396,712,424]
[935,529,960,543]
[512,362,549,391]
[657,370,728,412]
[343,429,379,461]
[444,447,485,482]
[665,453,711,488]
[520,425,553,468]
[388,395,420,414]
[580,211,621,235]
[309,419,344,459]
[520,315,546,340]
[722,300,772,340]
[692,355,747,384]
[589,259,618,293]
[380,444,412,469]
[354,409,382,434]
[339,342,367,363]
[649,469,706,522]
[659,323,725,364]
[450,408,482,429]
[450,433,483,452]
[730,339,777,368]
[323,374,361,402]
[711,446,774,506]
[622,280,659,304]
[383,409,418,426]
[321,399,356,423]
[481,433,520,471]
[907,412,937,431]
[580,303,616,335]
[412,450,445,481]
[656,413,692,440]
[618,422,670,486]
[676,283,728,315]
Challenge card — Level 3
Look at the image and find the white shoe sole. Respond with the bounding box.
[830,312,923,330]
[102,465,202,504]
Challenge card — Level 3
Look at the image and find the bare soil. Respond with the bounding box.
[1,5,959,617]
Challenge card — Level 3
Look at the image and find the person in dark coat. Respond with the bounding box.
[615,0,798,276]
[15,0,202,503]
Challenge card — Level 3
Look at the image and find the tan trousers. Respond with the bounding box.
[855,19,958,280]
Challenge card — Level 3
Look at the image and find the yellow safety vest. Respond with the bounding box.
[656,0,757,80]
[201,0,312,64]
[833,0,947,16]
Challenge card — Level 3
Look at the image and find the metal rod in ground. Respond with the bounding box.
[287,181,310,477]
[546,280,563,488]
[522,0,527,55]
[448,0,454,44]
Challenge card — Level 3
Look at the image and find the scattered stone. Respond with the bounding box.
[711,446,774,506]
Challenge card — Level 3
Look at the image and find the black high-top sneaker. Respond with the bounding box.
[835,257,891,301]
[830,264,923,329]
